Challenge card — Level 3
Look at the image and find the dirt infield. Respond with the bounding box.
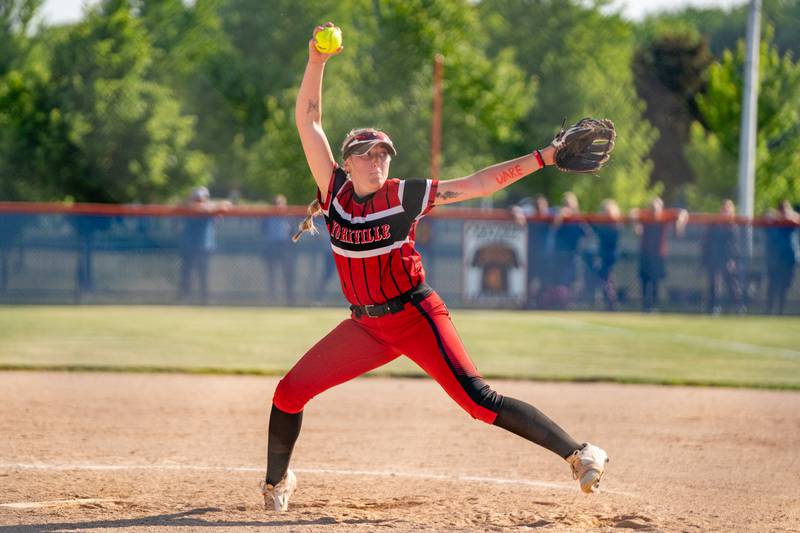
[0,372,798,532]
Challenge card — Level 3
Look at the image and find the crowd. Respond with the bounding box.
[178,187,302,306]
[1,190,797,314]
[512,194,800,315]
[51,192,800,315]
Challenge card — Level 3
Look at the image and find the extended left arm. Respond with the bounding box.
[433,146,554,206]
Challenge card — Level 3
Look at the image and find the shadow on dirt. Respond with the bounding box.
[0,506,393,531]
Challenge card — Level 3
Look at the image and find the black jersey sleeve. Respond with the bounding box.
[401,178,439,220]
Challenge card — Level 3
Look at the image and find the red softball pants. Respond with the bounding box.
[272,291,502,423]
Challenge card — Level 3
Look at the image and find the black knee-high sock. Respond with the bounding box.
[266,404,303,485]
[493,396,580,459]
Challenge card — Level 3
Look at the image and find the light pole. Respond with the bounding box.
[738,0,761,256]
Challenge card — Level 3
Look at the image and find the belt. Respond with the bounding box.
[350,283,433,318]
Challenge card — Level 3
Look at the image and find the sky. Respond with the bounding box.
[41,0,748,25]
[617,0,747,19]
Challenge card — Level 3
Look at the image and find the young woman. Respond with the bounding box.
[261,22,609,511]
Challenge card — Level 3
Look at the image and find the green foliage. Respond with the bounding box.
[633,27,714,200]
[684,30,800,212]
[0,0,42,75]
[641,0,800,60]
[683,122,736,212]
[0,59,63,200]
[1,0,798,210]
[0,1,49,200]
[243,0,534,203]
[0,0,210,202]
[481,0,659,210]
[143,0,336,198]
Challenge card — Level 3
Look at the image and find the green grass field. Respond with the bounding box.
[1,306,799,389]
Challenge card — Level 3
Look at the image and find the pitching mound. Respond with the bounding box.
[0,372,797,531]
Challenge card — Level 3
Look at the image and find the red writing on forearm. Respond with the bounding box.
[494,164,523,185]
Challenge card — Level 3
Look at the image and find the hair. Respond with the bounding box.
[563,191,579,210]
[721,198,735,213]
[292,199,323,243]
[600,198,620,219]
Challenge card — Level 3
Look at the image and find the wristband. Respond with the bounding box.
[533,149,545,169]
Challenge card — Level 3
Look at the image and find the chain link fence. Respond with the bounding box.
[0,206,798,314]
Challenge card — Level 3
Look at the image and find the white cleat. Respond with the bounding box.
[567,443,609,493]
[260,469,297,511]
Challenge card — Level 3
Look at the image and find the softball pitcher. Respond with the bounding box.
[261,22,616,511]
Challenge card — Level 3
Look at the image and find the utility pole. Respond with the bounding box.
[738,0,761,256]
[430,54,444,181]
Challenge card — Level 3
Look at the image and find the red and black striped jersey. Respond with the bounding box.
[316,165,438,306]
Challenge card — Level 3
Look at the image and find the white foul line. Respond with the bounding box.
[0,498,121,509]
[672,333,800,359]
[536,315,800,359]
[0,462,635,497]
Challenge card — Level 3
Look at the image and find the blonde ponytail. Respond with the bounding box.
[292,199,323,243]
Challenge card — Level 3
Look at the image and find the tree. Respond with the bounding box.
[0,1,82,202]
[0,59,64,200]
[643,0,800,60]
[244,0,534,204]
[0,0,210,202]
[633,28,714,200]
[0,0,41,75]
[136,0,336,198]
[683,29,800,213]
[481,0,660,210]
[134,0,241,196]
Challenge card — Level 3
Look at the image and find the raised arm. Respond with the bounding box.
[295,23,343,200]
[433,146,555,206]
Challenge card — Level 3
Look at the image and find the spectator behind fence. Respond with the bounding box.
[179,186,230,304]
[541,192,588,309]
[765,200,800,315]
[583,199,622,311]
[262,194,296,305]
[512,195,553,308]
[632,197,688,313]
[70,214,114,299]
[701,199,743,314]
[511,197,535,307]
[0,214,29,293]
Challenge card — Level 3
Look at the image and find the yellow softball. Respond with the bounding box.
[314,26,342,54]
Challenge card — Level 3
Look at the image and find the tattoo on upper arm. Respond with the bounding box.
[436,190,462,201]
[307,99,319,114]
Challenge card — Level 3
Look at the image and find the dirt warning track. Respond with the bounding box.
[0,371,797,531]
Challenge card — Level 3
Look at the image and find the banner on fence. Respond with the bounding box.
[462,220,526,306]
